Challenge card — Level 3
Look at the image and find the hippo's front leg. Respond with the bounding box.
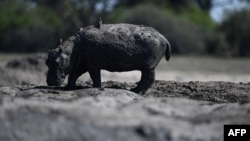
[65,72,78,89]
[88,68,102,88]
[65,69,86,90]
[65,59,87,90]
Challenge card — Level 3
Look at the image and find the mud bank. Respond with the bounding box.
[0,81,250,141]
[0,54,250,141]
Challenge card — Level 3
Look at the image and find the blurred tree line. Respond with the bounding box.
[0,0,250,57]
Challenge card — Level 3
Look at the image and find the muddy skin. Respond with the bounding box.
[46,23,171,94]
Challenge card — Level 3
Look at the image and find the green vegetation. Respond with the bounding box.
[220,9,250,57]
[0,0,250,57]
[0,0,64,52]
[111,4,208,54]
[176,5,215,30]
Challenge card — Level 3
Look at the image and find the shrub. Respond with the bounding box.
[110,4,208,54]
[0,0,64,52]
[220,9,250,57]
[178,5,215,30]
[205,32,230,57]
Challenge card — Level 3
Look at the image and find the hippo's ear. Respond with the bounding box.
[55,38,63,48]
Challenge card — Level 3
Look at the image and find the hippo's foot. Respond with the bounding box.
[130,87,146,95]
[99,87,105,91]
[92,85,104,91]
[63,84,78,90]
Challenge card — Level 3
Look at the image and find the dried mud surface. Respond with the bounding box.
[0,54,250,141]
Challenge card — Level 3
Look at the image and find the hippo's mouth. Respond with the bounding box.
[46,76,65,86]
[46,80,62,86]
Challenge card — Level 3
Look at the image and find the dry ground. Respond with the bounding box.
[0,53,250,141]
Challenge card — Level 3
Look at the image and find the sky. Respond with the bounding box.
[210,0,250,22]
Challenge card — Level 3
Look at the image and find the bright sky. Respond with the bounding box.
[210,0,250,22]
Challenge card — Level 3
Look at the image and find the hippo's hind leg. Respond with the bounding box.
[131,69,155,94]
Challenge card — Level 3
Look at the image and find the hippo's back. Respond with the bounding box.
[78,24,168,71]
[81,23,166,46]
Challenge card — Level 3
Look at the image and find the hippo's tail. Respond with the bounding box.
[165,41,171,61]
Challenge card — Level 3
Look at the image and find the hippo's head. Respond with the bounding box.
[46,37,77,86]
[46,47,70,86]
[46,31,82,86]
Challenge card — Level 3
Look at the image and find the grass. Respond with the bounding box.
[0,53,249,83]
[0,53,32,62]
[1,53,250,75]
[157,55,250,74]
